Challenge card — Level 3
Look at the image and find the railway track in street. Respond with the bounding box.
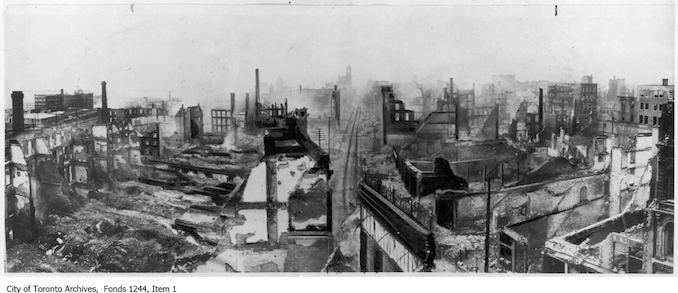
[332,107,361,236]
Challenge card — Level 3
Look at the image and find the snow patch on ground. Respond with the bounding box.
[179,194,213,205]
[112,209,178,235]
[296,174,327,193]
[241,162,266,203]
[153,190,184,200]
[276,156,314,202]
[292,215,327,230]
[194,249,243,272]
[92,125,107,138]
[229,209,267,244]
[195,248,287,272]
[35,138,49,155]
[277,209,289,239]
[178,210,219,226]
[433,259,459,272]
[117,181,163,193]
[10,145,27,165]
[434,224,484,250]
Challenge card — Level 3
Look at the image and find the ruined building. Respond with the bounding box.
[541,100,673,274]
[5,140,35,242]
[645,99,674,273]
[211,108,230,134]
[637,79,674,127]
[381,85,419,144]
[175,105,204,142]
[548,84,575,135]
[574,75,598,126]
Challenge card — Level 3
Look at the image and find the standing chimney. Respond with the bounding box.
[11,91,24,137]
[444,87,450,138]
[255,69,260,117]
[455,97,460,141]
[101,81,109,123]
[662,79,669,86]
[230,92,236,116]
[538,88,544,133]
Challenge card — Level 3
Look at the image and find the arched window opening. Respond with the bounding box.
[579,186,588,202]
[664,222,674,259]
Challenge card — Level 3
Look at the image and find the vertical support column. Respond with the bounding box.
[445,87,450,138]
[336,89,341,129]
[255,69,260,118]
[101,81,109,124]
[382,87,388,145]
[455,97,460,140]
[230,92,236,118]
[265,156,278,245]
[156,122,162,156]
[230,92,237,146]
[538,88,544,134]
[484,165,490,273]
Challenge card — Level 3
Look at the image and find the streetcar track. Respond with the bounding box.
[341,107,361,216]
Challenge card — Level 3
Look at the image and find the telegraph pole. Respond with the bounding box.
[484,164,491,273]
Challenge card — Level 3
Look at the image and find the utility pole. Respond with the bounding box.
[484,164,491,273]
[328,116,331,156]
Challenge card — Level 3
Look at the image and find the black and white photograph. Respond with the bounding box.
[1,0,675,286]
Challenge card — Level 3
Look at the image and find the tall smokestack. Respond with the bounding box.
[455,97,460,140]
[455,99,460,140]
[444,87,450,137]
[538,88,544,133]
[451,78,458,140]
[101,81,109,123]
[230,93,236,116]
[11,91,24,137]
[255,69,260,116]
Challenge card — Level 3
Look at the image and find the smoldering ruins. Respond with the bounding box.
[4,3,675,274]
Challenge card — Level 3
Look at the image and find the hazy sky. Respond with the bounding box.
[3,1,675,108]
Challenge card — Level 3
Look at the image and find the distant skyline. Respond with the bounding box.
[4,2,674,108]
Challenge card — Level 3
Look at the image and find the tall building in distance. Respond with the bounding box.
[606,76,631,102]
[547,84,575,134]
[491,74,517,93]
[34,89,94,111]
[337,65,352,89]
[617,95,637,123]
[575,75,598,125]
